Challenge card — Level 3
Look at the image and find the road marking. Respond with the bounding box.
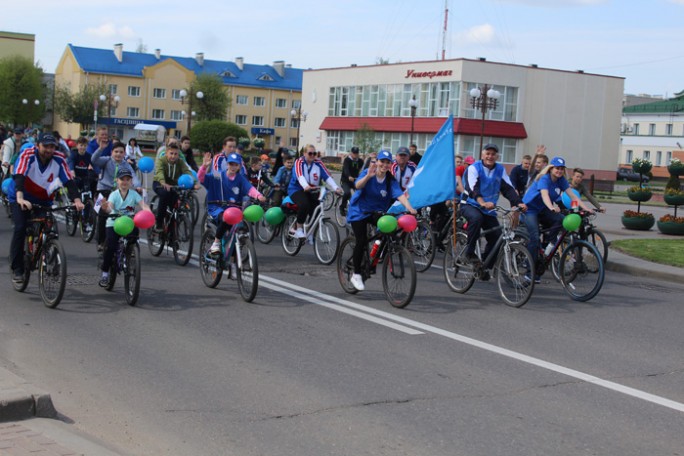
[148,239,684,413]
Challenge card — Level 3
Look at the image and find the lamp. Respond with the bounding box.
[408,95,418,147]
[291,106,307,154]
[179,89,204,133]
[469,84,501,154]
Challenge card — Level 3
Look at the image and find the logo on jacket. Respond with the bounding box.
[47,173,54,183]
[232,186,240,195]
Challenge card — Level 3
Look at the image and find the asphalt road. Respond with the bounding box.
[1,210,684,456]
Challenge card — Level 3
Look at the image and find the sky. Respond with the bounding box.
[3,0,684,97]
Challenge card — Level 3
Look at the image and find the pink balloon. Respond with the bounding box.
[222,207,244,225]
[134,210,155,229]
[397,214,418,232]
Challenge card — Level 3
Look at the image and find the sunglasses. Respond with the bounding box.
[306,152,316,156]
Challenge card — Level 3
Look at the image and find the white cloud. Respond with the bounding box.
[85,23,136,40]
[456,24,496,45]
[495,0,607,5]
[668,0,684,4]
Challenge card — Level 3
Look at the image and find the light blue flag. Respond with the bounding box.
[389,115,455,213]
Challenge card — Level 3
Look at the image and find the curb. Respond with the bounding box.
[606,260,684,284]
[0,367,57,422]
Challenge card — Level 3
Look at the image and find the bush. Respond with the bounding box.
[191,120,249,153]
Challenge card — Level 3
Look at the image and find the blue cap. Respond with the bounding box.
[550,156,566,167]
[396,146,410,155]
[38,133,57,146]
[483,143,499,153]
[377,150,392,161]
[227,153,242,164]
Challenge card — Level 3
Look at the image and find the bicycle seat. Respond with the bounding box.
[281,196,298,213]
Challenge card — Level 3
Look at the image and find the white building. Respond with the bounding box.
[301,58,623,179]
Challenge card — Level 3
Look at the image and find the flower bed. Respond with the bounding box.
[657,214,684,235]
[622,210,655,231]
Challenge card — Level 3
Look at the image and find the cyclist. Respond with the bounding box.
[567,167,605,213]
[462,143,526,267]
[522,156,594,282]
[68,136,97,195]
[93,141,140,250]
[390,146,416,192]
[198,152,266,255]
[125,138,144,170]
[2,127,23,175]
[8,133,84,284]
[339,146,364,216]
[179,136,199,172]
[212,136,247,176]
[98,168,150,287]
[153,142,194,230]
[246,156,275,194]
[287,144,342,239]
[271,153,294,207]
[346,150,417,291]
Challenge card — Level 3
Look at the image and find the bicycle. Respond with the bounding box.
[150,187,200,226]
[281,188,341,265]
[100,215,141,306]
[147,187,194,266]
[443,206,535,308]
[199,206,259,302]
[403,209,436,272]
[578,212,608,265]
[337,216,417,308]
[12,204,70,308]
[77,189,97,243]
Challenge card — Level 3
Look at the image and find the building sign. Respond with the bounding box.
[404,69,453,79]
[105,117,177,130]
[251,127,275,135]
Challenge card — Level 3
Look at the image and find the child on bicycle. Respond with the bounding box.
[67,136,97,195]
[198,152,266,255]
[98,168,149,287]
[247,156,275,196]
[272,154,294,207]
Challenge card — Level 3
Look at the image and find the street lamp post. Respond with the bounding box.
[408,95,418,147]
[290,107,307,155]
[99,93,121,133]
[469,84,501,154]
[21,99,40,128]
[179,89,204,134]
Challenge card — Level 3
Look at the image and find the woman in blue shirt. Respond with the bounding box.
[346,150,416,291]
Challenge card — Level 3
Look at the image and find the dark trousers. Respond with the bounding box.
[350,213,381,274]
[340,180,354,211]
[290,190,319,224]
[153,181,178,227]
[461,204,500,263]
[95,189,111,245]
[101,226,139,272]
[523,209,564,264]
[10,203,46,274]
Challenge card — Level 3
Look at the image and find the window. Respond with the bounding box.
[128,86,141,97]
[666,151,672,165]
[274,117,286,128]
[170,110,184,120]
[656,150,662,166]
[108,84,118,95]
[252,116,264,126]
[152,109,165,120]
[275,98,287,108]
[643,150,650,160]
[258,73,274,81]
[633,123,640,135]
[254,96,265,107]
[649,123,656,135]
[127,107,140,118]
[290,118,299,128]
[236,95,248,105]
[626,150,633,163]
[292,100,301,109]
[275,136,281,144]
[153,88,166,99]
[172,89,183,100]
[235,115,247,125]
[666,124,673,136]
[289,137,298,147]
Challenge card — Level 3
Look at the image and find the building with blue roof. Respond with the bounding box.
[54,43,303,150]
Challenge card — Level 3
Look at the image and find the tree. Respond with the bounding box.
[191,120,248,153]
[53,83,107,131]
[354,123,381,155]
[191,73,230,122]
[0,55,46,127]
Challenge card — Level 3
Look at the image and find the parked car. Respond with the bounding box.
[617,167,649,182]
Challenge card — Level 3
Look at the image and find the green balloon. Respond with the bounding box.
[377,215,398,234]
[264,206,285,225]
[114,215,135,236]
[562,213,582,232]
[243,204,265,222]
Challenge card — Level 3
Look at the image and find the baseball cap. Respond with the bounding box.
[396,146,410,156]
[13,127,23,134]
[350,146,360,154]
[464,156,475,165]
[116,168,133,178]
[483,143,499,153]
[377,150,392,161]
[38,133,57,146]
[550,156,566,167]
[227,153,242,164]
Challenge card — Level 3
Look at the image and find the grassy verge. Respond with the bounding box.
[611,239,684,267]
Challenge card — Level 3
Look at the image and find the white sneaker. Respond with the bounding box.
[229,262,237,279]
[350,274,365,291]
[294,228,306,239]
[307,234,314,245]
[209,241,221,254]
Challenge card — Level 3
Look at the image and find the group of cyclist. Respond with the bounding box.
[3,124,605,303]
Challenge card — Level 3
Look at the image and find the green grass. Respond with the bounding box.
[611,239,684,267]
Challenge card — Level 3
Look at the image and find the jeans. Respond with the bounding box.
[461,204,500,263]
[523,209,564,264]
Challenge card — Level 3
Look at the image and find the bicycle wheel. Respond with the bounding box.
[314,218,340,265]
[199,229,222,288]
[124,242,141,306]
[550,235,573,282]
[65,208,77,236]
[405,219,436,272]
[104,262,117,291]
[382,243,416,308]
[173,214,194,266]
[281,214,302,256]
[322,191,335,211]
[80,202,97,242]
[334,199,347,228]
[189,192,200,226]
[559,240,605,302]
[147,226,165,256]
[149,195,159,216]
[256,216,277,244]
[337,236,359,294]
[494,242,535,308]
[236,237,259,302]
[586,228,608,265]
[39,239,67,308]
[442,232,476,293]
